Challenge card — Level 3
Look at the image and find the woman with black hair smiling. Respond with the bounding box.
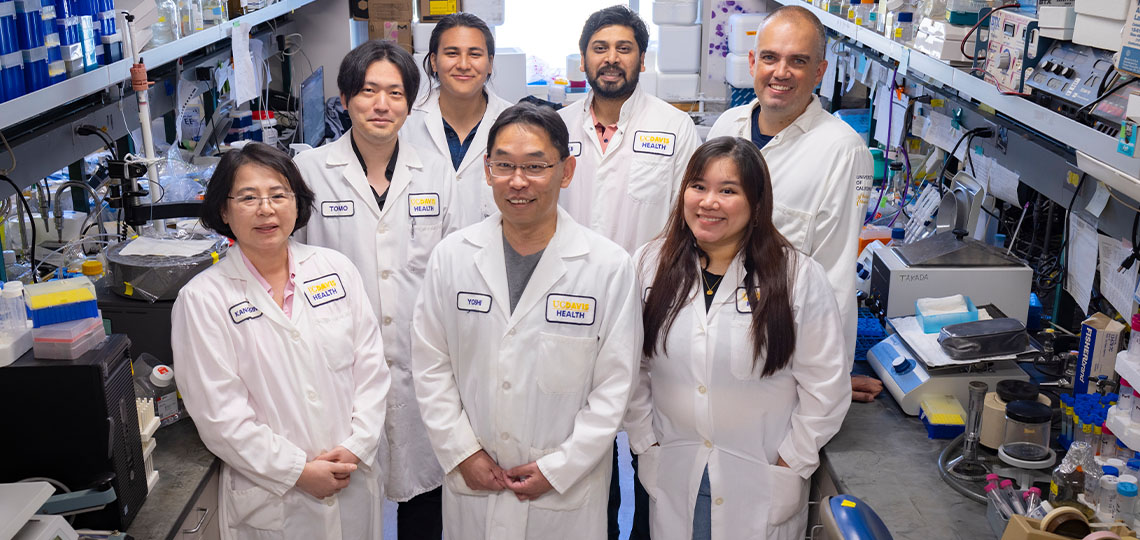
[403,12,512,226]
[623,137,851,540]
[171,143,391,539]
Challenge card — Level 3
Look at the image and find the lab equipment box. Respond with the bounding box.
[1075,312,1126,394]
[0,335,146,531]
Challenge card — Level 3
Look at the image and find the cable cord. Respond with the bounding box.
[0,174,38,282]
[960,4,1022,61]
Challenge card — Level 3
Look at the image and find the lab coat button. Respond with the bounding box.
[379,225,388,234]
[325,497,335,506]
[698,385,707,394]
[307,390,318,402]
[290,330,300,340]
[714,497,724,505]
[508,328,516,336]
[383,316,393,326]
[704,440,712,448]
[501,432,510,441]
[381,270,391,280]
[502,381,511,390]
[385,356,394,366]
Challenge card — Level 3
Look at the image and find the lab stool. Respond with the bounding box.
[818,494,893,540]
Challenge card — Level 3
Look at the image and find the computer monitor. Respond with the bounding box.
[300,66,325,148]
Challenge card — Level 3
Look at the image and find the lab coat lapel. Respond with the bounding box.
[421,94,452,162]
[470,218,513,322]
[328,130,381,220]
[217,245,294,330]
[508,209,577,326]
[708,251,747,322]
[453,95,502,176]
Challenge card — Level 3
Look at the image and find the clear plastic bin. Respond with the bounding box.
[916,296,979,333]
[32,316,105,359]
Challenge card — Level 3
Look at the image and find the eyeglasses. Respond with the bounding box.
[486,160,560,179]
[227,192,296,209]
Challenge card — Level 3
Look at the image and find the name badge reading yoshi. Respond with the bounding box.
[457,292,492,313]
[303,274,346,308]
[632,131,676,156]
[547,294,596,325]
[229,301,263,324]
[408,193,440,217]
[568,142,582,157]
[321,200,354,217]
[736,287,757,313]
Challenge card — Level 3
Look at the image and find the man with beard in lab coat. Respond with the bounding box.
[412,102,642,540]
[707,5,882,402]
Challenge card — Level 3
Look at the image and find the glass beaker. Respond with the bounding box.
[1000,400,1052,462]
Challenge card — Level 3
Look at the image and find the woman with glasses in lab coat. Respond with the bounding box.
[403,12,511,226]
[624,137,851,540]
[172,143,390,539]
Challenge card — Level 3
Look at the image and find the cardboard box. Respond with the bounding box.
[1075,312,1127,394]
[368,20,413,53]
[367,0,413,21]
[418,0,460,21]
[1118,0,1140,76]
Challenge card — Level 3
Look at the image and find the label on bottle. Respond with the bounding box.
[156,389,179,424]
[1050,481,1059,497]
[894,27,902,39]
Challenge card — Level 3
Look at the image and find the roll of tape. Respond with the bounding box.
[1082,532,1121,540]
[1040,506,1090,537]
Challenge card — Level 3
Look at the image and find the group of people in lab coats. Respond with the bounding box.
[170,4,871,540]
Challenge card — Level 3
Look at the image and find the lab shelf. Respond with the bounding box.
[0,0,314,131]
[772,0,1140,185]
[1111,350,1140,451]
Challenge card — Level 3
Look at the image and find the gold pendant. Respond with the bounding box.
[706,289,714,295]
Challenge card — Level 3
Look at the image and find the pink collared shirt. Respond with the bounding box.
[590,106,619,153]
[240,248,297,318]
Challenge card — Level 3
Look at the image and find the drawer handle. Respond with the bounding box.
[183,507,210,534]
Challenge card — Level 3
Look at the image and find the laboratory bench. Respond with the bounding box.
[126,419,221,540]
[819,389,994,540]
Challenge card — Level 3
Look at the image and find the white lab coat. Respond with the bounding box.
[557,86,700,254]
[404,89,513,227]
[412,207,642,540]
[707,96,874,365]
[624,240,852,540]
[294,130,459,502]
[172,241,390,540]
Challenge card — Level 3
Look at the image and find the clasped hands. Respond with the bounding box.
[457,449,554,502]
[295,446,361,499]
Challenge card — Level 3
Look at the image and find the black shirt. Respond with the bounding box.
[750,105,775,150]
[351,135,399,210]
[442,117,480,171]
[702,268,725,312]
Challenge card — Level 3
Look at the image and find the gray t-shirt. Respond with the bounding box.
[503,233,545,313]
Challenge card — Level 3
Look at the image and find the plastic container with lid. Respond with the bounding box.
[1115,482,1138,524]
[893,11,914,44]
[0,0,18,56]
[80,258,102,280]
[1101,474,1120,514]
[135,363,184,427]
[1130,314,1140,352]
[13,0,43,50]
[32,315,104,359]
[1000,400,1052,463]
[24,275,98,327]
[20,44,46,91]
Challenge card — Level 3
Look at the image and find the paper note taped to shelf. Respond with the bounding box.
[231,21,256,105]
[1098,234,1138,318]
[1066,213,1098,315]
[118,237,218,257]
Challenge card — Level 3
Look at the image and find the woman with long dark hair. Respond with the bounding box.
[624,137,851,540]
[403,12,511,226]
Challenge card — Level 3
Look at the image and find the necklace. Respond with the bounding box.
[701,269,724,296]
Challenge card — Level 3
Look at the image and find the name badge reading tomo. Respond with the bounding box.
[736,287,754,313]
[321,200,354,217]
[632,130,676,156]
[457,292,492,313]
[568,142,582,157]
[409,193,440,217]
[229,301,263,324]
[303,273,347,308]
[547,294,596,325]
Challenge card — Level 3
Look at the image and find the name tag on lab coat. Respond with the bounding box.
[642,287,652,303]
[736,287,754,313]
[229,301,263,324]
[408,193,440,217]
[303,273,347,308]
[568,142,582,157]
[631,131,676,156]
[457,292,492,313]
[547,294,596,325]
[321,200,354,217]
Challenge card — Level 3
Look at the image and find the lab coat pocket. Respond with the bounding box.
[729,318,762,381]
[537,332,597,394]
[442,468,490,497]
[626,158,672,204]
[527,447,595,511]
[316,317,354,371]
[772,203,814,253]
[226,470,285,531]
[406,223,443,272]
[766,463,808,526]
[635,446,661,502]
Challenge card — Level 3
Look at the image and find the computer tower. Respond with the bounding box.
[0,335,147,530]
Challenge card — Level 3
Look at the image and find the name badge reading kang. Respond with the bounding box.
[458,292,492,313]
[736,287,756,314]
[547,294,596,325]
[409,193,440,217]
[303,273,347,308]
[321,200,354,217]
[632,131,676,156]
[229,301,263,324]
